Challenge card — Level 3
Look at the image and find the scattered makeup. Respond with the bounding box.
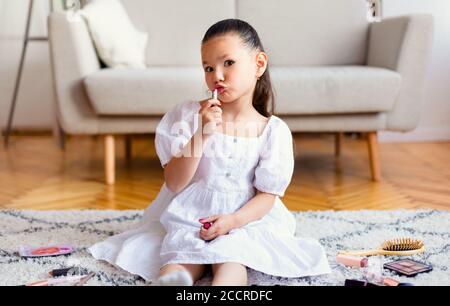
[336,254,368,268]
[383,259,432,277]
[48,266,79,277]
[345,279,378,287]
[22,273,95,286]
[362,268,414,286]
[18,244,74,257]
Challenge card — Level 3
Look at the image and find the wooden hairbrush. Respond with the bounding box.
[338,238,425,256]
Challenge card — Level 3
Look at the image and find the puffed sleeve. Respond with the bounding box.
[155,100,200,168]
[253,118,295,197]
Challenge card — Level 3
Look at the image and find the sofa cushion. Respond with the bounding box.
[272,66,401,115]
[81,0,148,69]
[84,66,401,116]
[84,68,207,115]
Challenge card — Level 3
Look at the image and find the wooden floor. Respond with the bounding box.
[1,134,449,211]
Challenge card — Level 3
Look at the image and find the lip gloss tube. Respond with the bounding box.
[212,89,218,100]
[25,274,92,286]
[336,254,369,268]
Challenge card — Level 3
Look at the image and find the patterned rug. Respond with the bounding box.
[0,209,449,286]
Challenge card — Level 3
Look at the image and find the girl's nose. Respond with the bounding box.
[214,70,224,82]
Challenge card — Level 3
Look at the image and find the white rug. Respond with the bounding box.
[0,209,449,286]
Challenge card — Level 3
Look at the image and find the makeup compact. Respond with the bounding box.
[383,259,432,277]
[18,244,74,257]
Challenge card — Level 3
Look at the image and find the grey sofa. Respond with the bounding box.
[48,0,433,185]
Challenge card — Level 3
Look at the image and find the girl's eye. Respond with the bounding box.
[204,60,234,72]
[224,60,235,67]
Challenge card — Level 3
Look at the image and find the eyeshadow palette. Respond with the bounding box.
[383,259,433,277]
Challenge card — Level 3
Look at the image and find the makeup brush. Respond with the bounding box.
[338,237,425,256]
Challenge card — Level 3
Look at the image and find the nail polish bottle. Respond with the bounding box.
[203,222,212,230]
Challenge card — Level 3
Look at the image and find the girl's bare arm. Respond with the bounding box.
[164,130,210,193]
[164,98,222,193]
[232,190,277,228]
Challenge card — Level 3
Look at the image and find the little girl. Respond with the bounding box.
[89,19,330,286]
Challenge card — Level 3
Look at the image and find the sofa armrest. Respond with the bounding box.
[48,11,101,134]
[367,15,433,131]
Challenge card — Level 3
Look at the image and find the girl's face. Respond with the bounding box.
[201,34,267,104]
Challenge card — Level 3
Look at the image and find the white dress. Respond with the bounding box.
[89,100,331,281]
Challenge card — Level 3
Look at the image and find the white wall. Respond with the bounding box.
[0,0,56,130]
[379,0,450,142]
[1,0,449,142]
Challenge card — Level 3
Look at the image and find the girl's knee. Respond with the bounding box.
[211,263,247,286]
[160,263,206,282]
[212,262,246,273]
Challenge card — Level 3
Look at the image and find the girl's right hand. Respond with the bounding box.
[198,98,222,135]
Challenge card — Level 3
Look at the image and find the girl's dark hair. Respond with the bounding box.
[202,19,275,117]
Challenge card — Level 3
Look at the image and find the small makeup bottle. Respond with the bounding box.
[203,222,213,230]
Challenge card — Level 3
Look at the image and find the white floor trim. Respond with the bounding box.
[379,126,450,143]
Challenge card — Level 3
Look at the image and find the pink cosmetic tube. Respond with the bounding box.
[203,222,213,230]
[336,254,368,268]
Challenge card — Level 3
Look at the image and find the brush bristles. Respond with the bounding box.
[381,238,424,251]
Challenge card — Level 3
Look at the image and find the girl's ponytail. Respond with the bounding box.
[253,69,275,117]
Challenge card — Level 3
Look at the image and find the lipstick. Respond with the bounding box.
[336,254,368,268]
[212,89,218,100]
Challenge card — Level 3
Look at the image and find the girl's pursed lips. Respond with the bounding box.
[214,85,226,93]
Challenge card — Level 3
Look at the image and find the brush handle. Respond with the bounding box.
[339,246,425,257]
[339,250,383,256]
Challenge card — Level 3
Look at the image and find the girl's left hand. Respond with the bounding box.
[199,214,237,241]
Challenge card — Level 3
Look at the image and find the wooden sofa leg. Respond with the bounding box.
[367,132,381,182]
[104,135,115,185]
[335,132,343,157]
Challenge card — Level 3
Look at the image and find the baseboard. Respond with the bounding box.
[379,127,450,143]
[0,129,52,136]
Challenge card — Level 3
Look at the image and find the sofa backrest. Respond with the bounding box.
[237,0,370,66]
[122,0,234,67]
[121,0,370,67]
